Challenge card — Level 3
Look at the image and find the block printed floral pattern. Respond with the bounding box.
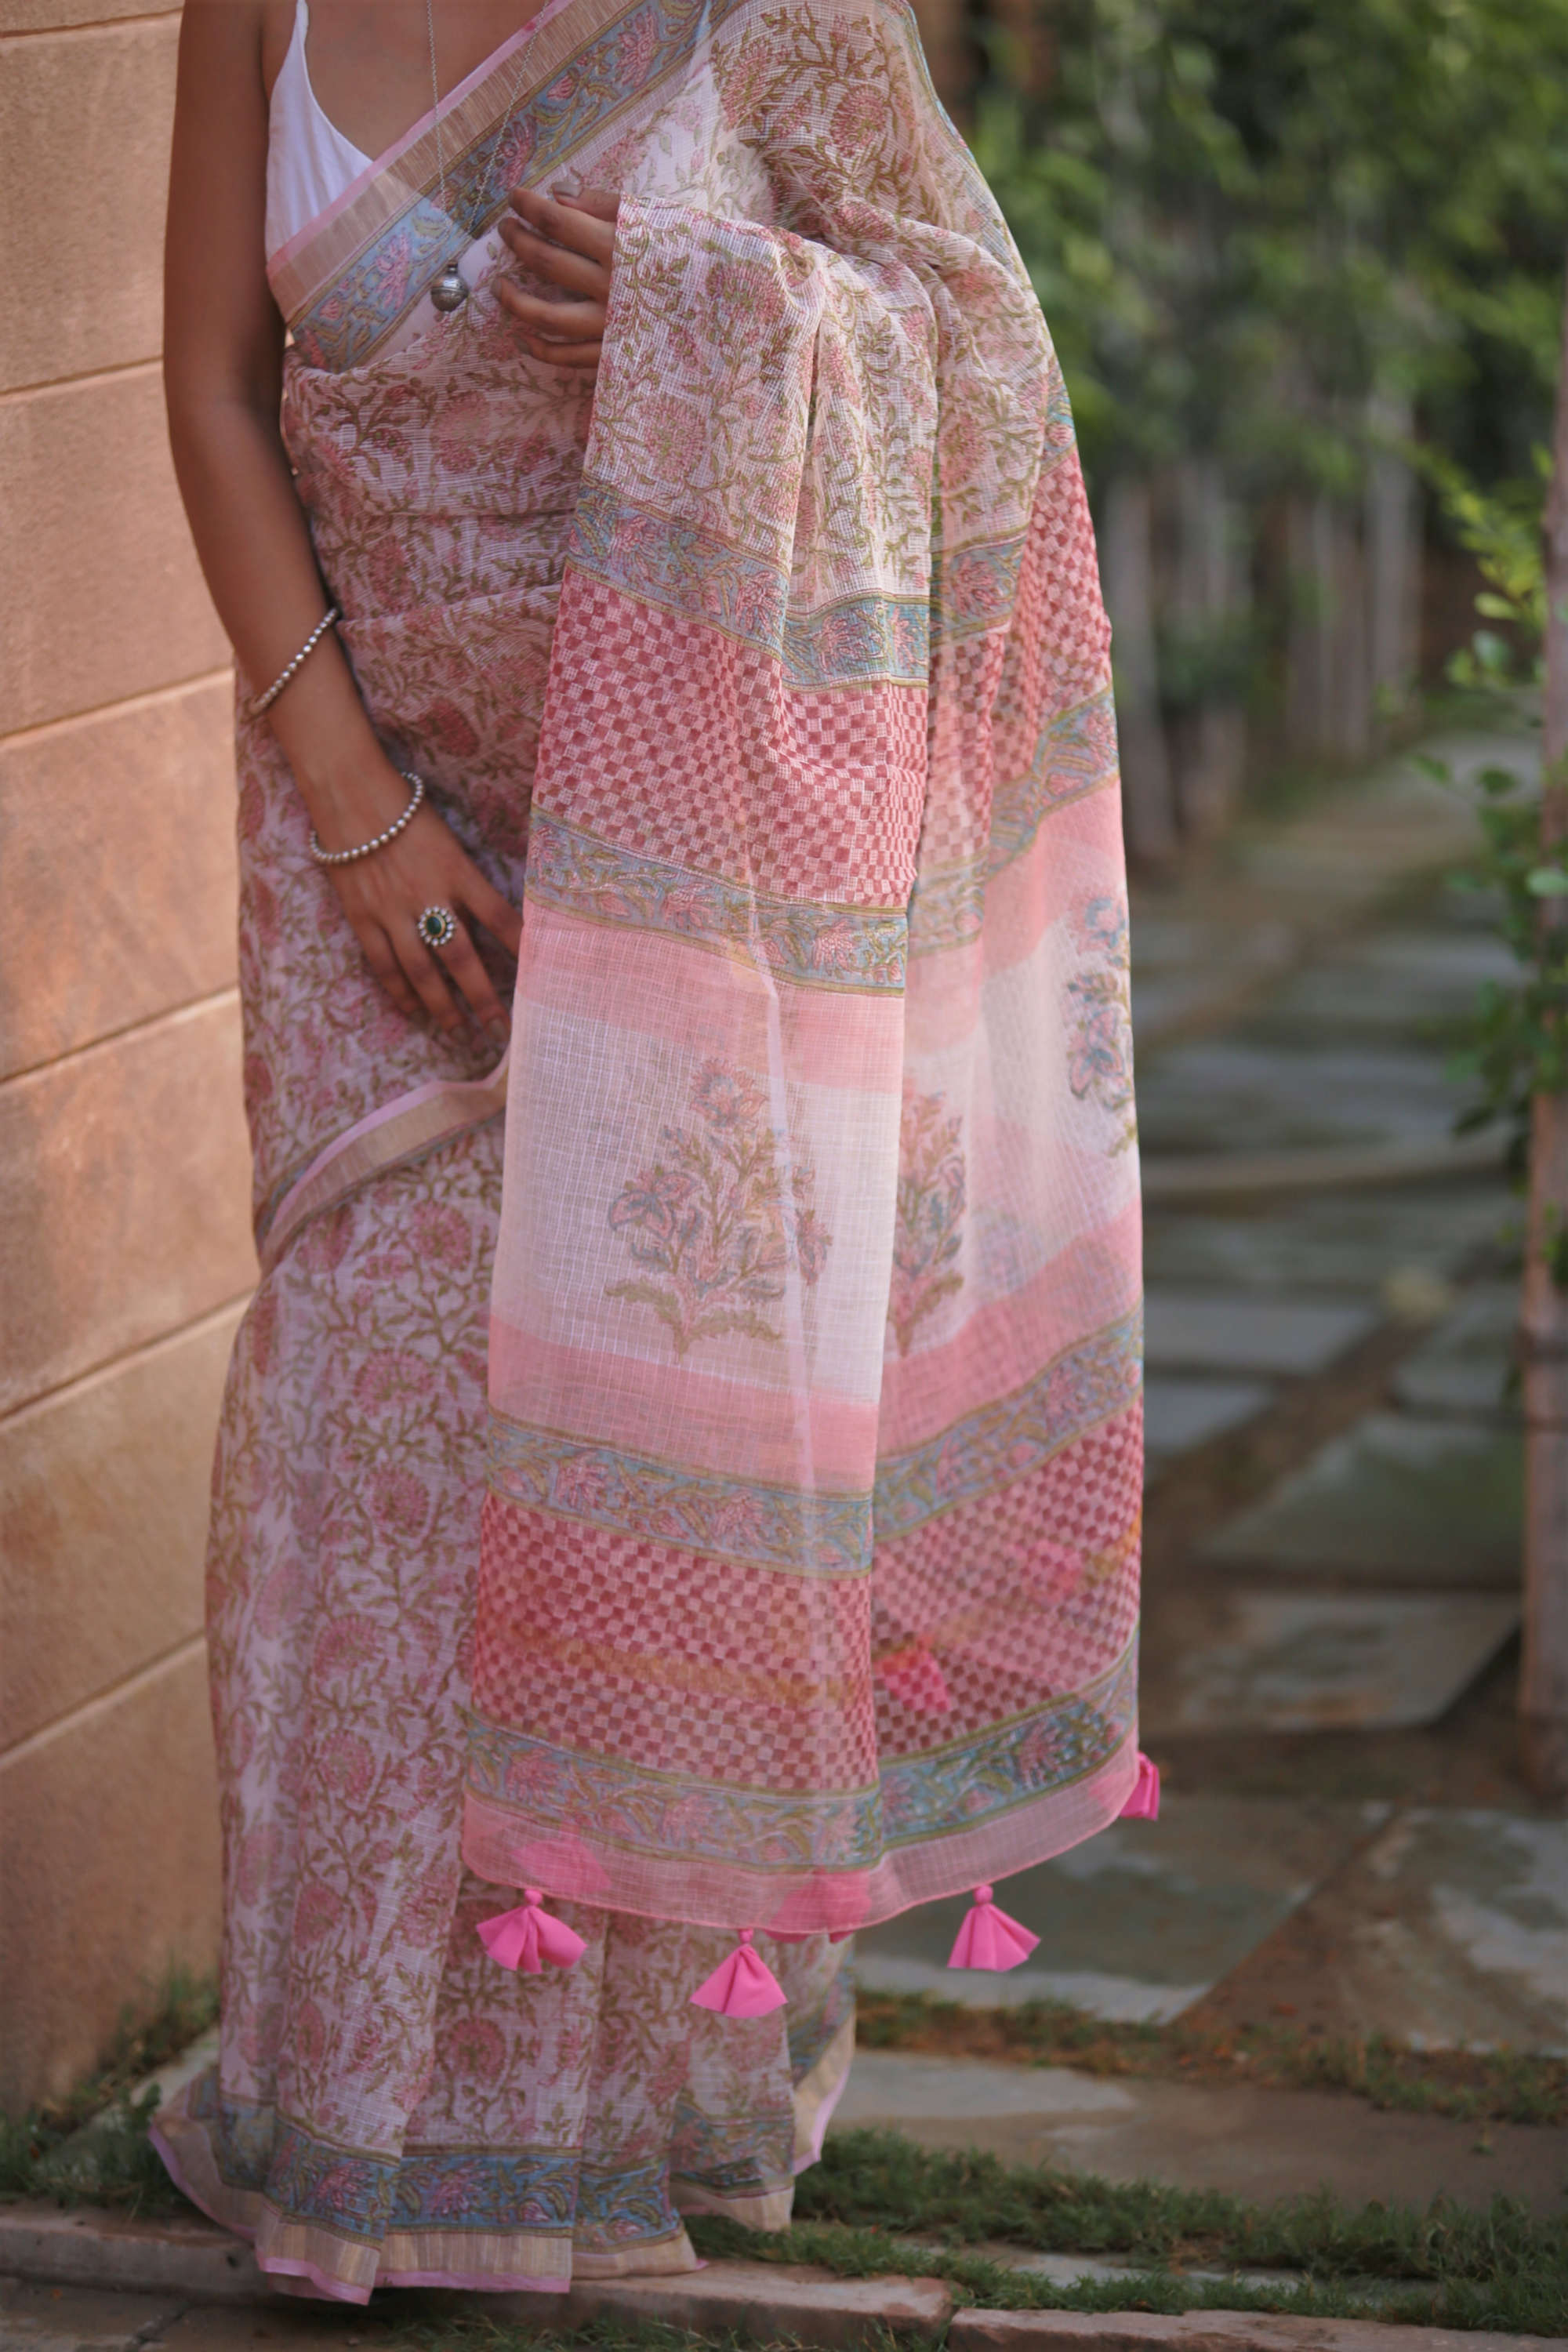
[887,1085,967,1356]
[1065,897,1137,1152]
[606,1061,831,1358]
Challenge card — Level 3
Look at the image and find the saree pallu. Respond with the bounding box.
[452,0,1145,1927]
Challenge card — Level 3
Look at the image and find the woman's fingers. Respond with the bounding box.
[556,186,620,225]
[499,214,606,299]
[462,864,524,958]
[356,924,424,1021]
[507,184,616,267]
[494,278,605,339]
[437,924,511,1039]
[390,920,466,1034]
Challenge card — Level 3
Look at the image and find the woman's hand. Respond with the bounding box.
[313,757,522,1040]
[496,186,619,371]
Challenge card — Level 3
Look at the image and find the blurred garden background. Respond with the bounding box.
[924,0,1568,861]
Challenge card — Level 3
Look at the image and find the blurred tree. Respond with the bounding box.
[965,0,1568,860]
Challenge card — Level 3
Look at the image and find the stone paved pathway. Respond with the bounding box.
[858,728,1568,2074]
[8,739,1568,2349]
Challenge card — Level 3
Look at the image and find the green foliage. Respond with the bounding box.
[0,1964,216,2216]
[1413,456,1568,1198]
[1446,758,1568,1164]
[970,0,1568,763]
[975,0,1568,491]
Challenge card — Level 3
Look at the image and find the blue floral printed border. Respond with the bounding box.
[292,0,746,371]
[188,2071,588,2243]
[491,1415,875,1574]
[488,1305,1139,1572]
[873,1301,1142,1540]
[572,477,1022,684]
[466,1639,1138,1873]
[524,810,909,992]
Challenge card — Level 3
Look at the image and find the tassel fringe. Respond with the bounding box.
[947,1882,1039,1972]
[691,1929,787,2017]
[1120,1751,1161,1820]
[477,1889,587,1974]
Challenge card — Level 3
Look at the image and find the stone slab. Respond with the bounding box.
[951,2314,1564,2352]
[1145,1376,1273,1462]
[0,2231,952,2347]
[0,2276,187,2352]
[1144,1291,1377,1377]
[1275,1808,1568,2056]
[1392,1283,1519,1418]
[1246,928,1520,1044]
[853,1798,1374,2020]
[1165,1591,1520,1734]
[1200,1413,1523,1589]
[1134,1044,1461,1161]
[0,2207,259,2307]
[1142,1185,1507,1302]
[549,2262,953,2345]
[153,2309,400,2350]
[833,2052,1568,2215]
[0,371,229,735]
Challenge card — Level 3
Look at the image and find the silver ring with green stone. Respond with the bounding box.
[417,904,459,950]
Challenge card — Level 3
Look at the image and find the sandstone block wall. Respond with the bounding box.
[0,0,252,2114]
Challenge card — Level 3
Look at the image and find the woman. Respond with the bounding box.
[156,0,1148,2306]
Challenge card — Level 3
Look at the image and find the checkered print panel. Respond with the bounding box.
[872,1405,1142,1758]
[474,1497,879,1791]
[537,576,927,906]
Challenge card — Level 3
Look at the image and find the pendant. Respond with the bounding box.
[430,262,469,314]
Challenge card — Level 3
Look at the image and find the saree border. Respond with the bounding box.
[276,0,750,368]
[464,1635,1139,1888]
[485,1301,1141,1570]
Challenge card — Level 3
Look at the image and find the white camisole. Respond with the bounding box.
[264,0,372,263]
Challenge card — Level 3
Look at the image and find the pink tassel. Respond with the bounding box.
[947,1882,1039,1972]
[691,1929,787,2017]
[1120,1751,1161,1820]
[477,1888,587,1975]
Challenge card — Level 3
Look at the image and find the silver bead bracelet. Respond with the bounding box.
[309,771,426,867]
[245,604,341,720]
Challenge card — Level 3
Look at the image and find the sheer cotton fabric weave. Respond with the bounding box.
[457,0,1145,1933]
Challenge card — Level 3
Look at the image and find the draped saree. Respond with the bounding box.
[154,0,1142,2303]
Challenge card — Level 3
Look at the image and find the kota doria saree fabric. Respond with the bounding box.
[455,0,1145,1931]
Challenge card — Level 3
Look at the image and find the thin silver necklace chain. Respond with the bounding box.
[423,0,539,241]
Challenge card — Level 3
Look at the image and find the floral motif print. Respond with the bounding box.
[1065,897,1137,1152]
[887,1086,967,1356]
[159,1127,851,2299]
[606,1061,831,1358]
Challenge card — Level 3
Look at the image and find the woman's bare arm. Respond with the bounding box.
[164,0,520,1036]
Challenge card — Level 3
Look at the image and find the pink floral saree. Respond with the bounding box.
[154,0,1141,2304]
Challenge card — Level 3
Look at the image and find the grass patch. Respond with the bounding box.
[687,2129,1568,2336]
[0,1963,216,2218]
[856,1989,1568,2129]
